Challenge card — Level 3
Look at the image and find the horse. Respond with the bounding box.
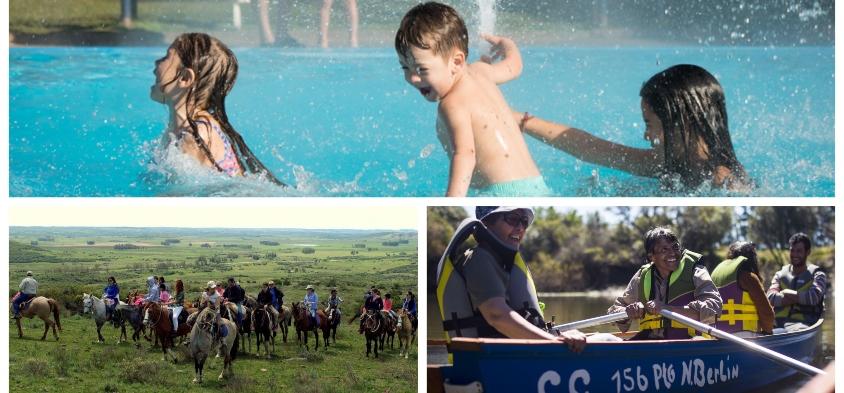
[221,302,251,354]
[114,303,145,342]
[380,310,398,350]
[82,293,123,343]
[325,305,342,344]
[361,310,386,358]
[145,302,193,363]
[189,308,238,384]
[317,309,331,348]
[292,302,320,350]
[397,309,416,359]
[11,295,61,340]
[278,305,292,343]
[252,305,275,358]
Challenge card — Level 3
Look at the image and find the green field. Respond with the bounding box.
[9,227,418,393]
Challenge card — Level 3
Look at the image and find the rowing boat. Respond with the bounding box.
[429,319,823,393]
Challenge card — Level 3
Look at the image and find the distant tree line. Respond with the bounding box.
[260,240,280,246]
[428,206,834,292]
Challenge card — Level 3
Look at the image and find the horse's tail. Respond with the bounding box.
[348,310,361,324]
[49,299,62,331]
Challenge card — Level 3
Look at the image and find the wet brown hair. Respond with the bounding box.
[640,64,748,189]
[395,2,469,60]
[167,33,285,186]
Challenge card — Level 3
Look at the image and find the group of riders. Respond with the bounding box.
[13,272,418,344]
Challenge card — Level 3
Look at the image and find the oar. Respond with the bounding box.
[550,311,628,332]
[659,309,825,376]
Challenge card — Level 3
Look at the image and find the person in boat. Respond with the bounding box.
[608,226,722,340]
[710,241,774,336]
[766,233,827,329]
[13,271,38,319]
[437,206,586,352]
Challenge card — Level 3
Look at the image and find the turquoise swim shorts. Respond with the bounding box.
[473,176,553,197]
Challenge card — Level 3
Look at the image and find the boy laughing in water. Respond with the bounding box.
[395,2,551,197]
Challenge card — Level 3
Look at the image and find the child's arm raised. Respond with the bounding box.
[470,34,523,85]
[518,112,662,178]
[439,103,476,197]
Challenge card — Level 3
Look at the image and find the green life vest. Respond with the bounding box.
[710,256,760,333]
[636,250,701,339]
[773,264,825,326]
[436,218,544,341]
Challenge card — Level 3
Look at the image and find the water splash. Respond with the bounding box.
[476,0,497,57]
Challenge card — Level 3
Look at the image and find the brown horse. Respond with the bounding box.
[325,305,341,344]
[145,302,192,363]
[12,296,61,340]
[361,310,386,358]
[380,310,398,350]
[252,305,275,358]
[292,302,320,350]
[397,309,415,358]
[278,305,292,343]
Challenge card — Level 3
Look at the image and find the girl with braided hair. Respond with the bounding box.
[151,33,285,186]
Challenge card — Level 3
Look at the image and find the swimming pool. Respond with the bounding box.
[9,46,834,196]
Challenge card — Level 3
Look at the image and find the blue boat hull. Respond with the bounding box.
[438,320,822,393]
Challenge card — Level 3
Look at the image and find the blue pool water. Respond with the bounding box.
[9,46,834,196]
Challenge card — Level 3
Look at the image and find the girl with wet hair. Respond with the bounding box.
[517,64,751,192]
[151,33,285,186]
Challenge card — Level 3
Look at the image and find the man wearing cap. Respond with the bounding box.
[257,282,279,330]
[304,285,320,325]
[268,281,284,322]
[437,206,586,352]
[767,233,828,329]
[608,226,722,340]
[13,271,38,319]
[200,281,224,339]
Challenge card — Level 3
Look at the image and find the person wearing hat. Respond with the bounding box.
[325,288,343,321]
[257,282,279,330]
[436,206,586,351]
[608,226,722,340]
[200,280,224,337]
[268,280,284,312]
[304,285,320,325]
[13,271,39,319]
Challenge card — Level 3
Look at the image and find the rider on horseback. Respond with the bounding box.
[257,282,279,330]
[13,271,38,319]
[325,288,342,322]
[103,276,120,324]
[383,293,398,321]
[269,280,284,310]
[200,281,224,341]
[223,278,246,327]
[401,290,418,328]
[360,288,384,333]
[167,280,185,335]
[304,285,320,326]
[143,276,160,305]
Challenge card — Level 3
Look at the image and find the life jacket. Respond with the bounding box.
[773,264,825,326]
[710,256,760,333]
[436,218,544,341]
[637,250,704,339]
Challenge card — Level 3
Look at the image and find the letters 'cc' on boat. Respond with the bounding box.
[428,319,823,393]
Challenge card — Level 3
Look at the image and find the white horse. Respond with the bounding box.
[190,308,239,383]
[82,293,124,343]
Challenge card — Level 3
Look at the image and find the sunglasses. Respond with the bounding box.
[501,213,530,228]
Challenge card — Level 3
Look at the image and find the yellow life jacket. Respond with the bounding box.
[710,256,760,332]
[636,250,702,339]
